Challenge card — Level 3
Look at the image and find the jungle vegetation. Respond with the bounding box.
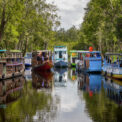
[0,0,122,54]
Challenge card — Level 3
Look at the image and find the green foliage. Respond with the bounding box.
[79,0,122,53]
[0,0,60,53]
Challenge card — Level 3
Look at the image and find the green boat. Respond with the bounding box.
[70,50,79,67]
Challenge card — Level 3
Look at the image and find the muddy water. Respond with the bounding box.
[0,68,122,122]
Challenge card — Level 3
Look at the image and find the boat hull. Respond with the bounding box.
[54,61,68,68]
[33,62,53,71]
[25,63,31,67]
[107,73,122,80]
[71,63,76,67]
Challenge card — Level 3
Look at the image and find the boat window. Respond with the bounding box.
[73,58,75,63]
[59,51,62,58]
[90,53,94,57]
[27,54,32,58]
[86,53,90,57]
[55,51,57,54]
[120,60,122,67]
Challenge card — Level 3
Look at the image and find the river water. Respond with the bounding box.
[0,68,122,122]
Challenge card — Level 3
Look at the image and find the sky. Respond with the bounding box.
[46,0,90,30]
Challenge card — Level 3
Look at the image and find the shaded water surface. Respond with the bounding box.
[0,68,122,122]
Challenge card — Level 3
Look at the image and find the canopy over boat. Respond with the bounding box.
[105,52,122,56]
[54,46,66,48]
[77,50,101,54]
[9,50,21,53]
[0,50,6,52]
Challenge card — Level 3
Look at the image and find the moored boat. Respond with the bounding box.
[24,52,32,66]
[32,50,53,71]
[54,46,68,67]
[0,50,24,80]
[76,50,102,72]
[103,53,122,79]
[70,50,78,67]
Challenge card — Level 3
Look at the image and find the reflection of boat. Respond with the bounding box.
[78,73,102,94]
[24,67,32,81]
[103,77,122,105]
[32,71,53,89]
[54,68,67,87]
[76,50,102,72]
[0,50,24,80]
[54,46,68,67]
[102,53,122,79]
[32,50,53,71]
[24,52,32,66]
[70,68,77,81]
[0,76,25,105]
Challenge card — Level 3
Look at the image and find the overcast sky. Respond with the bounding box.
[46,0,90,29]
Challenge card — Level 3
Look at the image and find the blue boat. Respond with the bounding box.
[76,51,102,72]
[54,46,68,67]
[102,53,122,79]
[24,52,32,66]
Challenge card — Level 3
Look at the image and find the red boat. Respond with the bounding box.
[32,50,53,71]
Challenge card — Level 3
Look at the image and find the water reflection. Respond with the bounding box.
[78,73,102,94]
[24,67,32,81]
[0,74,58,122]
[32,71,53,90]
[0,76,25,105]
[0,68,122,122]
[0,76,25,122]
[103,78,122,105]
[54,68,68,87]
[78,73,122,122]
[69,68,77,81]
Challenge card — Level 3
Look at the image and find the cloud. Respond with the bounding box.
[46,0,90,29]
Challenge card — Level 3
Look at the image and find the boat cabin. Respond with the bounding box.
[103,53,122,79]
[24,52,32,66]
[76,51,102,72]
[0,50,24,80]
[54,46,68,67]
[32,50,53,71]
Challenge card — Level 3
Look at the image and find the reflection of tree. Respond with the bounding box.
[0,81,59,122]
[82,87,122,122]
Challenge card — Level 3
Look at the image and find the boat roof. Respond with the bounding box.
[54,46,67,48]
[33,50,51,53]
[26,52,32,54]
[77,51,101,53]
[70,50,83,53]
[0,49,6,52]
[105,52,122,56]
[10,50,21,53]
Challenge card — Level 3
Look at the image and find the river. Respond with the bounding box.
[0,68,122,122]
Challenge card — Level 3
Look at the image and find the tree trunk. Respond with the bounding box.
[44,41,48,50]
[23,36,28,56]
[0,7,6,42]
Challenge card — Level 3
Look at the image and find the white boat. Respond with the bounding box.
[103,53,122,79]
[54,46,68,67]
[24,52,32,66]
